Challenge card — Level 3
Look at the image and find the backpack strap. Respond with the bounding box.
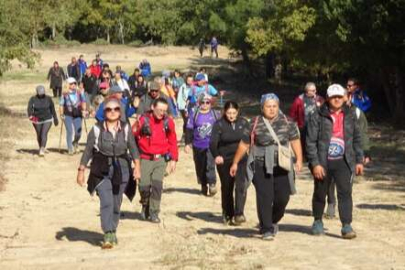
[93,124,101,152]
[193,107,200,124]
[250,116,259,147]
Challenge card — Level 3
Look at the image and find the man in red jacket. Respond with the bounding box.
[133,97,178,223]
[289,82,324,156]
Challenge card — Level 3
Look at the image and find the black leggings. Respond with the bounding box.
[217,159,249,218]
[33,122,52,148]
[192,147,216,185]
[312,159,353,224]
[252,160,291,234]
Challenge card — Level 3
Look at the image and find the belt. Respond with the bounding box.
[142,153,165,161]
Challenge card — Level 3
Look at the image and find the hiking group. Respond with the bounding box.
[27,53,372,248]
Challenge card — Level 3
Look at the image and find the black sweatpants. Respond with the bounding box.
[252,160,291,234]
[33,122,52,148]
[192,147,216,186]
[217,159,249,218]
[312,159,353,224]
[52,87,62,98]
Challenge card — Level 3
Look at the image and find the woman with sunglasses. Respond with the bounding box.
[185,93,220,196]
[59,77,87,155]
[209,101,250,225]
[77,97,141,249]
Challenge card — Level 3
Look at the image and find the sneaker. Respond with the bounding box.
[140,205,150,220]
[311,220,325,236]
[208,184,217,196]
[68,149,74,156]
[341,224,357,239]
[101,232,113,249]
[111,232,118,245]
[73,142,79,153]
[262,232,275,241]
[325,204,336,219]
[201,184,208,196]
[272,224,279,236]
[150,212,161,224]
[38,147,45,157]
[233,215,246,225]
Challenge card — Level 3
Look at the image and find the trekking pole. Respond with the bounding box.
[83,117,88,134]
[219,90,226,107]
[59,119,64,153]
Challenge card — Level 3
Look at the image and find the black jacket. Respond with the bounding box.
[209,117,249,161]
[27,95,58,123]
[82,74,98,95]
[47,67,66,89]
[306,103,363,172]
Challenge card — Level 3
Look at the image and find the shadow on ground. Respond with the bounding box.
[285,208,312,217]
[120,210,143,220]
[55,227,102,246]
[356,203,405,211]
[176,211,223,224]
[164,187,201,196]
[197,227,258,238]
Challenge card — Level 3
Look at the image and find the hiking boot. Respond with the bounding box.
[311,220,325,236]
[38,147,45,157]
[201,184,208,196]
[140,205,150,220]
[262,232,275,241]
[150,212,161,224]
[325,203,336,219]
[111,232,118,245]
[101,232,113,249]
[208,184,217,196]
[223,215,233,226]
[341,224,357,239]
[233,215,246,225]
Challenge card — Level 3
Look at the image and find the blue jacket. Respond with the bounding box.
[78,60,87,77]
[139,63,151,77]
[351,89,371,112]
[95,98,136,122]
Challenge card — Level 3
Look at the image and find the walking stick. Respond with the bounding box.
[83,117,88,134]
[59,119,64,153]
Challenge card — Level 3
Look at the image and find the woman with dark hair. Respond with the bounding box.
[47,61,66,97]
[209,101,250,225]
[230,93,303,240]
[77,97,141,249]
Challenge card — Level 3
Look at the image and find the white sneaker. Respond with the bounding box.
[39,148,45,157]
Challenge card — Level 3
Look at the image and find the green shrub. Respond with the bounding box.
[92,38,110,45]
[128,40,144,47]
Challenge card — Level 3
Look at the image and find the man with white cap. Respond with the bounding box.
[306,84,364,239]
[59,77,87,155]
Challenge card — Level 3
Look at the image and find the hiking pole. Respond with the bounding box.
[83,117,88,134]
[59,119,64,153]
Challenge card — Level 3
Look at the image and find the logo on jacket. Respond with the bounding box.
[328,137,345,159]
[197,123,213,139]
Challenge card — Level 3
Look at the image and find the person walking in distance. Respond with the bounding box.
[210,36,219,58]
[77,97,141,249]
[209,101,250,225]
[289,82,324,157]
[27,85,59,156]
[47,61,66,98]
[306,84,364,239]
[59,77,87,155]
[185,93,220,196]
[230,93,303,240]
[132,98,178,223]
[67,57,81,83]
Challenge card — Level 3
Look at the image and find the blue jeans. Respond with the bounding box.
[64,116,82,151]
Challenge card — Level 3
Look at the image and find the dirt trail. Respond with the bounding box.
[1,46,405,270]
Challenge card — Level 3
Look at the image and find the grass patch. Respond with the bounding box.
[1,71,47,83]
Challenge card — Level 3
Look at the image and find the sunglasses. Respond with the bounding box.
[105,107,120,113]
[201,101,211,105]
[150,89,159,92]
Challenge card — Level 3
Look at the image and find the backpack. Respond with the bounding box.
[192,108,219,124]
[63,91,83,118]
[93,121,129,152]
[139,113,170,137]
